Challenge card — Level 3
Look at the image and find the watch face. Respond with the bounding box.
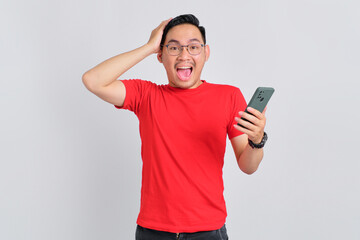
[262,132,268,143]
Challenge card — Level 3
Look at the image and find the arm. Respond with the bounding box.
[82,18,172,107]
[231,107,267,174]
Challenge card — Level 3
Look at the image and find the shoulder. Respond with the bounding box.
[119,79,164,112]
[121,79,157,88]
[121,79,162,93]
[204,82,246,109]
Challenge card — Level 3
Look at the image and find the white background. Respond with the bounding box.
[1,0,359,239]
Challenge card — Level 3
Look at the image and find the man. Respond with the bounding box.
[83,14,268,240]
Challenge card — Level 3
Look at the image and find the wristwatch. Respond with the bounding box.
[248,132,268,149]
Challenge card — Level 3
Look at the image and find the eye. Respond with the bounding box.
[189,44,200,50]
[168,45,180,51]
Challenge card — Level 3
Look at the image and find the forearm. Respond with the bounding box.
[82,44,154,89]
[237,145,264,175]
[82,18,171,91]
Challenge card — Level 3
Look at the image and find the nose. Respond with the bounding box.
[177,46,191,60]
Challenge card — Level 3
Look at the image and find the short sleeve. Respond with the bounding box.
[114,79,154,115]
[227,88,247,139]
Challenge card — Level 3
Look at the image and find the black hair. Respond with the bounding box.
[160,14,206,50]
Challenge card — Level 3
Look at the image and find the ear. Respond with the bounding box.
[157,51,163,63]
[205,44,210,62]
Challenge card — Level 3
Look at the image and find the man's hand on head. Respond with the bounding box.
[147,18,172,54]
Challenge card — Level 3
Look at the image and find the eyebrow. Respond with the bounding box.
[166,38,201,44]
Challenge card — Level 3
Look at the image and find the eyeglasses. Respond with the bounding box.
[162,43,205,56]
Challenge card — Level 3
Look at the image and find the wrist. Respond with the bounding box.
[248,132,268,149]
[252,133,264,144]
[144,42,160,55]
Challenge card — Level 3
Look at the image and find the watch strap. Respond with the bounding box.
[248,132,268,149]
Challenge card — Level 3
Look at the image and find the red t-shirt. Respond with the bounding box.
[116,80,246,233]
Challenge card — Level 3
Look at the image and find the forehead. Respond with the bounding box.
[164,24,203,44]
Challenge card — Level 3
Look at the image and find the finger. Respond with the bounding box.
[235,116,257,132]
[152,18,172,36]
[237,111,266,136]
[235,118,264,142]
[234,120,262,138]
[246,107,265,120]
[237,111,259,127]
[233,123,252,136]
[157,18,173,36]
[149,18,172,53]
[246,107,261,117]
[233,123,262,143]
[160,17,172,29]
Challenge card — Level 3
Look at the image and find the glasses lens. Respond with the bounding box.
[188,43,202,55]
[167,44,180,56]
[166,43,203,56]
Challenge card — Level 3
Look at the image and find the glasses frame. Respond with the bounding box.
[162,43,205,56]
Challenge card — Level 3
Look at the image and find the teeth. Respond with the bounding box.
[177,67,192,69]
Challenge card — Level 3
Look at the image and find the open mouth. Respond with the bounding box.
[176,66,193,81]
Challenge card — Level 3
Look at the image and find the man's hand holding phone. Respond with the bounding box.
[234,107,267,144]
[234,87,274,144]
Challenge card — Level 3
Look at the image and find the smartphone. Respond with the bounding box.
[238,87,275,129]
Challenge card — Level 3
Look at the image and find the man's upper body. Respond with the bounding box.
[116,79,246,232]
[82,14,267,233]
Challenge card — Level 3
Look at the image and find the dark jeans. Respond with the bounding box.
[135,224,229,240]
